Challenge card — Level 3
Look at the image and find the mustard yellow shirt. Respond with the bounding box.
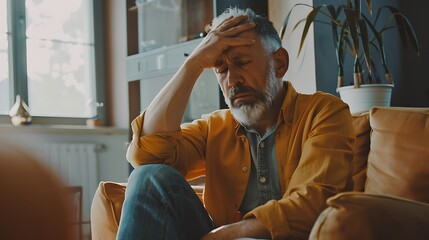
[127,82,355,239]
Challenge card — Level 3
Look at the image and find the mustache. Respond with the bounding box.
[230,85,253,98]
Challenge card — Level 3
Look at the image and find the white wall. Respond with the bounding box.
[269,0,316,94]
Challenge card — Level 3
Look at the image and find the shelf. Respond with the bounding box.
[126,38,203,81]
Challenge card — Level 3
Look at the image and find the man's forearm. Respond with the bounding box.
[142,57,204,135]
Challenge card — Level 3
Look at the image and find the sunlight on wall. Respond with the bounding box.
[269,0,316,94]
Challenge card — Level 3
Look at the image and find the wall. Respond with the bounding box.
[394,1,429,107]
[269,0,317,93]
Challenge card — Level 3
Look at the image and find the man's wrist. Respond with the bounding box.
[183,55,206,74]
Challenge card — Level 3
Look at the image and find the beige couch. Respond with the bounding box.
[91,107,429,240]
[309,106,429,239]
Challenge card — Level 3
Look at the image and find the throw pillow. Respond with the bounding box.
[365,107,429,203]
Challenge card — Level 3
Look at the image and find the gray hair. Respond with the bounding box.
[211,7,282,54]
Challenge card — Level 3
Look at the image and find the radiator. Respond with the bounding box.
[40,143,102,223]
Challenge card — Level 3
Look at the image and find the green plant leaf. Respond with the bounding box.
[347,0,353,8]
[297,6,325,56]
[325,5,341,52]
[279,3,314,39]
[382,6,420,55]
[365,0,372,15]
[344,8,359,56]
[292,18,307,32]
[362,14,389,73]
[354,0,361,18]
[336,24,348,79]
[281,3,345,59]
[370,59,381,83]
[358,18,372,73]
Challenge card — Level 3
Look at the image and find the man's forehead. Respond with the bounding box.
[227,30,262,57]
[226,45,254,58]
[216,48,251,66]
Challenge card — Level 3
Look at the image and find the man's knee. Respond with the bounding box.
[128,164,185,187]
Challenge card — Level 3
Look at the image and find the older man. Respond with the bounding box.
[117,8,354,240]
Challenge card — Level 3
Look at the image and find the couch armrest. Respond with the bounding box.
[309,192,429,240]
[90,177,205,240]
[91,181,127,240]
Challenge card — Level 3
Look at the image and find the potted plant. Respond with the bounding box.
[280,0,419,113]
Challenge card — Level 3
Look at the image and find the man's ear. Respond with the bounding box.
[273,48,289,78]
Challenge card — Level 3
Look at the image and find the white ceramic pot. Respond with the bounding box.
[337,84,394,114]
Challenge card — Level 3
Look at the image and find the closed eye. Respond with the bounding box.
[214,57,251,74]
[215,60,228,74]
[235,59,251,67]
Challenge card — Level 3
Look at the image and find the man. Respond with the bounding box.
[117,8,354,240]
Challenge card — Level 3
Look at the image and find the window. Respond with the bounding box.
[0,0,9,113]
[0,0,104,124]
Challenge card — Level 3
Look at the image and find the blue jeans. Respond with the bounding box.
[117,164,215,240]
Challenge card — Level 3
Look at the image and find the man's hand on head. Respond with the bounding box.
[187,14,256,71]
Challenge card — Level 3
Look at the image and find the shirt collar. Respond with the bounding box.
[243,124,277,140]
[278,81,297,127]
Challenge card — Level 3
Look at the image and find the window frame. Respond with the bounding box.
[0,0,106,126]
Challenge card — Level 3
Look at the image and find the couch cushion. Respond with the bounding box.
[351,112,370,191]
[91,181,126,240]
[309,192,429,240]
[365,107,429,203]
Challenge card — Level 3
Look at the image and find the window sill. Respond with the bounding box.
[0,123,128,135]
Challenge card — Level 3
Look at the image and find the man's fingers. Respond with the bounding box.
[224,37,256,47]
[216,14,249,32]
[222,22,255,37]
[209,14,255,38]
[190,14,256,69]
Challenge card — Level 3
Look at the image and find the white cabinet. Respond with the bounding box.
[126,38,221,122]
[127,38,202,81]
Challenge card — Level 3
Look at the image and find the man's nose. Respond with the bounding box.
[226,67,243,87]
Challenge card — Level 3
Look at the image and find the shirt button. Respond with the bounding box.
[242,166,248,172]
[259,176,267,184]
[259,141,265,148]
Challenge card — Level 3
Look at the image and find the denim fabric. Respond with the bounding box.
[240,126,281,214]
[117,164,215,240]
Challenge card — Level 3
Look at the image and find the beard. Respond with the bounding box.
[224,60,280,127]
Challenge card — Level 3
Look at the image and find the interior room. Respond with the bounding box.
[1,0,428,239]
